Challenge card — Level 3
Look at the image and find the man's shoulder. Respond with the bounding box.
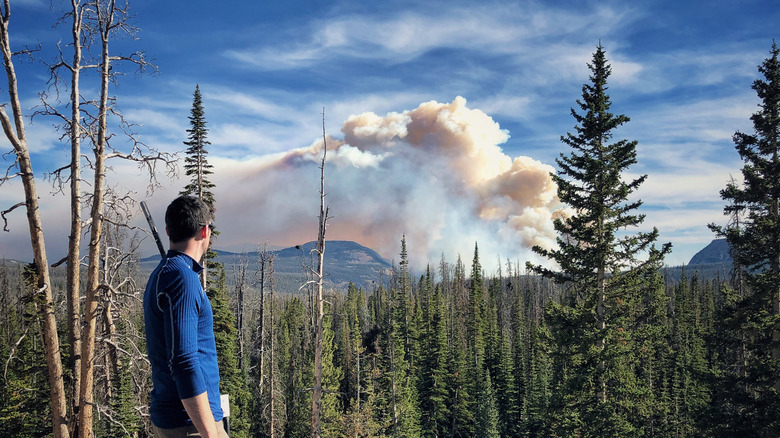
[152,255,202,295]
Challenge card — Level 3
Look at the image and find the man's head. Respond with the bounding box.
[165,195,213,244]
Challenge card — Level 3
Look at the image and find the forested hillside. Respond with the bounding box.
[2,0,779,435]
[0,244,746,437]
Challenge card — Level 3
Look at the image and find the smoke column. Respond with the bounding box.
[213,96,564,271]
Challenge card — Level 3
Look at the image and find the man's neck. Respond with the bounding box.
[169,240,204,262]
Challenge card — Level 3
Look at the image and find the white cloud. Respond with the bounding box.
[223,2,635,71]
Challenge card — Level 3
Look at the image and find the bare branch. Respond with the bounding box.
[1,201,23,231]
[0,106,21,149]
[0,162,21,187]
[3,325,31,381]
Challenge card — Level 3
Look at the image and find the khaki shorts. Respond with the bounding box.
[152,420,229,437]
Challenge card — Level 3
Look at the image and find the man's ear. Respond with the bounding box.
[165,226,169,237]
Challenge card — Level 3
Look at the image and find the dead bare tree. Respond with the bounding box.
[235,253,248,371]
[254,245,279,437]
[76,1,172,436]
[33,2,91,428]
[0,2,70,437]
[93,196,149,436]
[267,253,277,438]
[310,109,330,438]
[257,249,267,404]
[27,2,171,435]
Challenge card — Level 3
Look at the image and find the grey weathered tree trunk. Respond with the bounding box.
[64,2,86,428]
[0,2,70,437]
[78,2,113,435]
[258,250,267,410]
[267,255,276,438]
[311,110,329,438]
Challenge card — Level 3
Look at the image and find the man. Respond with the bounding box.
[144,196,228,437]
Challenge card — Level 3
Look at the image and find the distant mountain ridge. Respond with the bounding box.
[688,239,732,266]
[141,240,392,293]
[655,238,733,284]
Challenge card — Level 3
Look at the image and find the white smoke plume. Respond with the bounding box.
[212,96,564,272]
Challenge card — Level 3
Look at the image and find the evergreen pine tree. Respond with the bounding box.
[320,313,344,438]
[709,42,780,436]
[633,270,673,436]
[445,256,474,437]
[445,335,473,438]
[0,264,52,437]
[209,262,251,437]
[668,271,710,436]
[104,356,140,438]
[181,84,215,205]
[278,297,312,438]
[418,268,450,437]
[523,317,552,437]
[474,372,501,438]
[494,327,518,438]
[342,283,382,437]
[383,240,422,437]
[467,242,488,423]
[179,84,250,435]
[528,43,670,436]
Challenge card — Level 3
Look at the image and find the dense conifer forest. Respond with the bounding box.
[0,242,758,437]
[2,0,780,435]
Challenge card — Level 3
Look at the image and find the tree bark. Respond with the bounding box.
[0,3,70,437]
[78,3,112,434]
[66,2,85,430]
[596,264,606,403]
[311,111,328,438]
[268,256,276,438]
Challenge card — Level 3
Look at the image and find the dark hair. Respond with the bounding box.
[165,196,212,243]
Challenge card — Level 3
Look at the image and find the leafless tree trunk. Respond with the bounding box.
[97,198,148,435]
[257,246,279,438]
[311,110,330,438]
[235,256,248,371]
[77,1,113,432]
[258,249,267,401]
[257,250,268,390]
[249,246,280,437]
[596,263,606,403]
[35,1,92,428]
[268,255,276,438]
[65,2,86,426]
[77,1,168,435]
[0,3,70,437]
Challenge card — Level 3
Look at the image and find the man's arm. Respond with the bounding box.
[181,392,219,437]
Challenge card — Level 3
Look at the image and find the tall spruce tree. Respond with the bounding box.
[181,84,215,205]
[446,256,474,437]
[179,84,249,436]
[467,244,487,387]
[382,238,421,437]
[529,44,670,436]
[418,268,450,438]
[320,312,344,438]
[709,42,780,436]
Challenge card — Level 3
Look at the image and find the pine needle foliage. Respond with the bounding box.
[528,43,670,436]
[708,41,780,437]
[181,84,215,206]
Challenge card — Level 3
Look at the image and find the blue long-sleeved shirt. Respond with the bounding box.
[143,250,223,429]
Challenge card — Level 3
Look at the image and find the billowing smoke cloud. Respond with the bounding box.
[212,96,564,271]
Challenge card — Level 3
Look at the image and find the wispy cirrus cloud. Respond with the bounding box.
[223,2,637,71]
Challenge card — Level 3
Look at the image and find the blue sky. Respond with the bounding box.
[1,0,778,270]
